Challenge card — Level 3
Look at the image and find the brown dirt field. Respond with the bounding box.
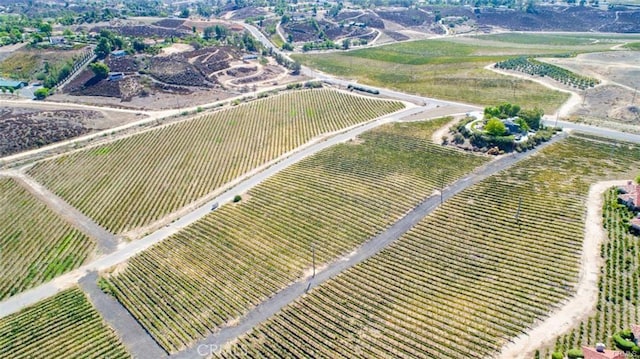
[50,86,237,111]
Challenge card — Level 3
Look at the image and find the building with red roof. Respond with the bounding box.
[582,345,626,359]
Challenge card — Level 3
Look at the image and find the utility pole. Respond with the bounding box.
[515,196,522,230]
[440,171,444,205]
[632,88,637,106]
[555,112,559,128]
[312,244,315,278]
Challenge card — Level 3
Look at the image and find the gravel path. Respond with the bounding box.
[497,180,628,359]
[7,171,119,254]
[79,272,168,359]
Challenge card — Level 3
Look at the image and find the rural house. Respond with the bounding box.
[0,78,28,89]
[111,50,127,58]
[582,344,626,359]
[617,181,640,211]
[108,72,125,81]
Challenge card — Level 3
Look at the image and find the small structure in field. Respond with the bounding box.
[582,345,626,359]
[111,50,127,58]
[108,72,125,81]
[49,36,65,45]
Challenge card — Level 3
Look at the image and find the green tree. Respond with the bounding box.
[34,88,49,99]
[95,37,112,58]
[519,108,543,130]
[342,38,350,50]
[179,7,190,18]
[89,62,110,79]
[485,118,507,136]
[38,22,52,37]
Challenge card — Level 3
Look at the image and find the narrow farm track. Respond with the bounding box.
[498,180,628,359]
[78,272,167,359]
[6,171,119,254]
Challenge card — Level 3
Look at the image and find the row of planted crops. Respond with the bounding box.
[541,189,640,359]
[495,57,599,90]
[215,136,640,358]
[99,118,489,353]
[27,89,404,235]
[0,288,130,358]
[0,176,93,301]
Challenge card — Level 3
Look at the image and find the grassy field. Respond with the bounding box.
[0,288,130,359]
[27,89,403,235]
[0,47,85,81]
[540,189,640,358]
[216,136,640,358]
[624,42,640,50]
[293,35,628,112]
[100,118,489,353]
[0,177,93,300]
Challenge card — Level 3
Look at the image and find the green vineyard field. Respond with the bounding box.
[101,118,488,353]
[216,136,640,358]
[542,189,640,358]
[0,288,130,359]
[0,177,93,300]
[28,89,404,235]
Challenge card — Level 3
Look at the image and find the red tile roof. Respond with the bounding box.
[582,345,626,359]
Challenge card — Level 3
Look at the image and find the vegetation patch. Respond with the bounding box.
[0,177,93,300]
[0,288,129,358]
[217,136,640,359]
[542,185,640,357]
[100,118,488,353]
[28,89,404,234]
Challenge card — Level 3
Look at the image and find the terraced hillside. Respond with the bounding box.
[27,89,404,235]
[542,189,640,358]
[100,118,489,353]
[216,136,640,358]
[0,288,130,359]
[0,177,93,300]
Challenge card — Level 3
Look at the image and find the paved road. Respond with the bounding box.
[543,118,640,143]
[79,272,168,359]
[0,104,428,319]
[6,171,119,254]
[172,133,569,358]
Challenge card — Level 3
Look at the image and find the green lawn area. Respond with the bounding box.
[624,42,640,50]
[294,35,630,112]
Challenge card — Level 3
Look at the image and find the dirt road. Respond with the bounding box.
[498,180,628,359]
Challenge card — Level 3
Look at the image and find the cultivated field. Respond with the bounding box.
[28,89,404,235]
[216,136,640,358]
[100,118,489,353]
[0,288,130,358]
[294,34,629,112]
[540,189,640,358]
[0,177,93,300]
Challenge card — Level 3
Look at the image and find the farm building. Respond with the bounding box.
[112,50,127,58]
[242,54,258,61]
[617,181,640,211]
[0,78,28,89]
[581,345,625,359]
[49,36,65,45]
[108,72,125,81]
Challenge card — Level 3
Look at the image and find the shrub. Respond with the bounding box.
[551,352,563,359]
[613,333,636,351]
[233,195,242,203]
[485,118,507,136]
[34,87,49,100]
[620,329,634,340]
[453,133,465,144]
[567,348,584,358]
